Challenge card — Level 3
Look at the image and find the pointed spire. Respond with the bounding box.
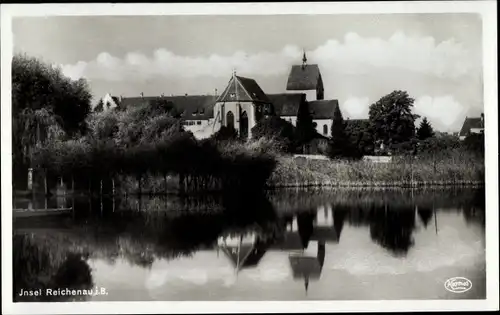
[302,49,307,69]
[304,276,309,295]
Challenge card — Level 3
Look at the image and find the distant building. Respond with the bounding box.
[459,113,484,140]
[94,93,120,112]
[103,52,342,140]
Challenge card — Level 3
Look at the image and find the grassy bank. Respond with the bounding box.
[267,153,484,188]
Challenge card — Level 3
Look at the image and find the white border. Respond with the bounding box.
[1,2,498,314]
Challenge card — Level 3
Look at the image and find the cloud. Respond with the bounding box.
[414,95,467,130]
[341,97,370,119]
[59,31,479,82]
[339,94,468,131]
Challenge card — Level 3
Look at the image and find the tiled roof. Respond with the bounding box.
[119,95,217,120]
[267,93,305,116]
[286,64,322,91]
[459,116,484,136]
[308,99,340,120]
[217,75,270,103]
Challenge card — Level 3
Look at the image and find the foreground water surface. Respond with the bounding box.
[13,188,486,301]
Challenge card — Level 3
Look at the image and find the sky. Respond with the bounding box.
[12,14,484,132]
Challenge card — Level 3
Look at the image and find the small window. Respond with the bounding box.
[200,109,205,115]
[197,121,201,125]
[323,124,328,135]
[230,93,236,98]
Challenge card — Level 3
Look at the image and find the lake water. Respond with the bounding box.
[13,188,486,302]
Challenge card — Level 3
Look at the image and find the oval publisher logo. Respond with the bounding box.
[444,277,472,293]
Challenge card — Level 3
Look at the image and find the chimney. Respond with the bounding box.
[185,93,188,97]
[120,95,123,102]
[140,92,144,98]
[481,113,484,121]
[215,88,218,96]
[161,93,165,97]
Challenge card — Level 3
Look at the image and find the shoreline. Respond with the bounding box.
[265,180,485,189]
[13,181,484,198]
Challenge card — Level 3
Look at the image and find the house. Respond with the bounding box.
[94,93,120,112]
[105,52,342,140]
[459,114,484,140]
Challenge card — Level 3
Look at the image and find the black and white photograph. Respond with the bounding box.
[1,2,498,314]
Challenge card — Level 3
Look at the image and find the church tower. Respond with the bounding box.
[286,51,324,101]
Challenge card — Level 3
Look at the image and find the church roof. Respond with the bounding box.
[217,75,270,103]
[308,99,340,120]
[267,93,305,116]
[459,116,484,137]
[220,245,267,271]
[286,64,322,91]
[119,95,217,120]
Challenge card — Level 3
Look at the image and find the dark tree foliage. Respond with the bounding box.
[328,107,361,159]
[417,134,461,157]
[417,117,435,140]
[295,102,317,152]
[12,53,92,135]
[369,90,419,152]
[344,120,375,156]
[369,205,416,256]
[211,126,239,142]
[12,54,92,189]
[251,116,296,152]
[462,133,485,156]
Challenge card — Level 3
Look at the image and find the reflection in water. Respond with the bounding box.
[13,234,94,302]
[369,205,416,256]
[13,188,486,301]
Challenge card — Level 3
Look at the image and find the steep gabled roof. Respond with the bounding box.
[217,75,270,103]
[459,116,484,137]
[118,95,217,120]
[308,99,340,120]
[286,64,322,91]
[267,93,305,117]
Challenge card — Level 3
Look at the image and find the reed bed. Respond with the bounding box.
[267,152,484,188]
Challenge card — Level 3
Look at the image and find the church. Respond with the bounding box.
[108,52,342,140]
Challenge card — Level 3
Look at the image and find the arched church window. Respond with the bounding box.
[240,111,249,139]
[323,124,328,135]
[226,111,235,129]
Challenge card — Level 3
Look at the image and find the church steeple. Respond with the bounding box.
[302,50,307,69]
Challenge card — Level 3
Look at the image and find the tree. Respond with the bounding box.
[368,90,419,153]
[12,54,92,189]
[328,106,349,158]
[251,116,296,152]
[211,126,239,142]
[328,107,360,159]
[12,53,92,135]
[295,102,317,152]
[462,133,484,156]
[416,117,435,140]
[345,120,375,156]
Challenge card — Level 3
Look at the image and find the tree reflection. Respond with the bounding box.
[369,205,416,256]
[417,207,433,228]
[13,234,94,302]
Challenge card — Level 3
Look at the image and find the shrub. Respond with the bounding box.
[251,116,296,153]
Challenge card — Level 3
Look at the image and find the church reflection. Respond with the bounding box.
[216,204,347,294]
